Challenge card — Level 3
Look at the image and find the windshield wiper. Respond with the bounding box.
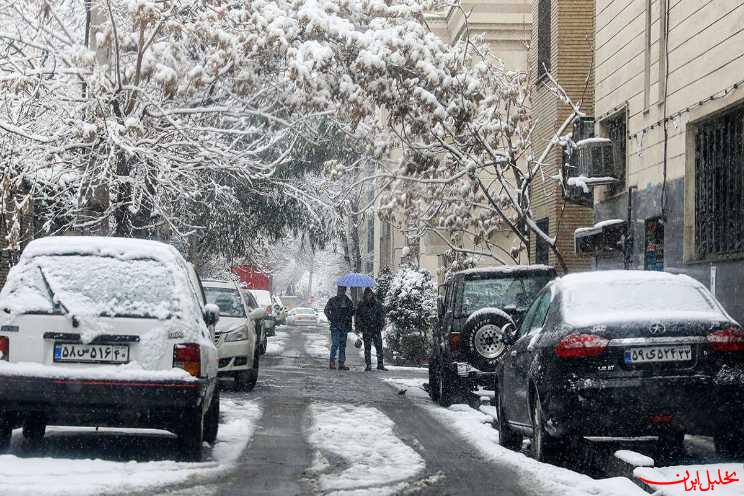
[38,266,79,327]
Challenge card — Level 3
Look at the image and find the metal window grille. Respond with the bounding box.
[605,112,627,189]
[694,105,744,259]
[564,117,595,205]
[537,0,551,79]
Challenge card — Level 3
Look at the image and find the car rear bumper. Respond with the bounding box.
[0,374,209,430]
[545,375,744,437]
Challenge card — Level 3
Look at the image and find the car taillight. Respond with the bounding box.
[555,333,608,359]
[449,332,461,352]
[707,327,744,352]
[0,336,8,361]
[173,343,201,376]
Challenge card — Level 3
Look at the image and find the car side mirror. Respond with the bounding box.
[204,303,220,326]
[249,308,266,320]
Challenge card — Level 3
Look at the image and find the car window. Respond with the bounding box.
[518,295,541,338]
[205,287,246,318]
[528,290,552,333]
[457,274,551,316]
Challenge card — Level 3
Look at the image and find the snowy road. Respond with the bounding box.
[3,323,736,496]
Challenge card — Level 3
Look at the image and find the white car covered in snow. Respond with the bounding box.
[0,236,220,460]
[286,307,319,326]
[202,279,265,391]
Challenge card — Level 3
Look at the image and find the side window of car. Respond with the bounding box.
[518,296,541,338]
[529,290,553,334]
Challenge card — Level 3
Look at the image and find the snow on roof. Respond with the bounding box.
[575,137,612,147]
[21,236,181,264]
[555,270,732,327]
[458,264,555,276]
[202,279,239,289]
[575,219,625,237]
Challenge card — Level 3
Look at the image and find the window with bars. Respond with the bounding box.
[537,0,551,79]
[603,112,627,193]
[694,105,744,260]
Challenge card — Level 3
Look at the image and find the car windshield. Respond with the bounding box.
[251,291,272,306]
[3,255,177,319]
[459,275,551,316]
[205,287,246,318]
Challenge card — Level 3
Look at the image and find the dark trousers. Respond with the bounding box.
[363,330,384,367]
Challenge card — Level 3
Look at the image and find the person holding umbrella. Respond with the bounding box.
[355,287,387,371]
[324,285,355,370]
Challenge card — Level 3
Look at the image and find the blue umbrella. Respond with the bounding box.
[336,272,375,288]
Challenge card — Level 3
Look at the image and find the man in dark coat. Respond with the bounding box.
[324,285,354,370]
[355,288,387,371]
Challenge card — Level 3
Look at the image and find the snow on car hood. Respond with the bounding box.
[215,316,247,333]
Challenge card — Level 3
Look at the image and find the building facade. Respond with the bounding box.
[589,0,744,322]
[528,0,595,273]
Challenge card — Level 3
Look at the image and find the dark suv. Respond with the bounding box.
[429,265,556,406]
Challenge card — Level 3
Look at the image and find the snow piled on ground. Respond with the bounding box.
[266,328,290,355]
[305,402,425,495]
[383,372,646,496]
[304,328,330,358]
[0,397,262,496]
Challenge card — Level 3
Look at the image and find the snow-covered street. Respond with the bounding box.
[0,318,741,496]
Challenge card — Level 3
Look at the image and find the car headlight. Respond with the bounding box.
[224,328,249,342]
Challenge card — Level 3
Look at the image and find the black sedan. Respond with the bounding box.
[495,270,744,463]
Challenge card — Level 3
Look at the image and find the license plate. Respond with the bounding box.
[624,345,692,364]
[53,343,130,364]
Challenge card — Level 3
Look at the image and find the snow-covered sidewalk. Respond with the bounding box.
[304,402,425,495]
[0,397,262,496]
[266,327,290,355]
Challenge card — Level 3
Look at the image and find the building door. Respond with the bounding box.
[644,218,664,271]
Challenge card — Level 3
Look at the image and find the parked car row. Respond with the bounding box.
[430,266,744,463]
[0,237,281,461]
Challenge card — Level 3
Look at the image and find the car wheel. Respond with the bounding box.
[497,389,522,451]
[178,408,204,461]
[22,415,46,443]
[657,429,685,459]
[437,362,460,408]
[203,389,219,445]
[0,421,11,453]
[460,311,513,373]
[531,392,564,463]
[715,428,744,457]
[428,356,441,402]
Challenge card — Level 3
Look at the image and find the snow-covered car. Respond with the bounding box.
[0,237,220,460]
[496,270,744,463]
[286,307,319,326]
[202,279,265,391]
[249,289,276,337]
[241,289,267,355]
[429,265,556,407]
[272,295,288,325]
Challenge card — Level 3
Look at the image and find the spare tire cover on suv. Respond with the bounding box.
[460,308,514,372]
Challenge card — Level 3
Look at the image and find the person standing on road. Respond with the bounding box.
[324,285,354,371]
[355,288,387,372]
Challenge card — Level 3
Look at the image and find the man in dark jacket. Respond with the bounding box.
[355,288,387,371]
[324,285,354,370]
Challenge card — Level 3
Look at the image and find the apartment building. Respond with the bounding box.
[584,0,744,321]
[528,0,595,272]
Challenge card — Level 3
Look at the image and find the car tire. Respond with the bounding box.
[0,421,11,454]
[203,389,219,445]
[428,356,441,402]
[531,392,564,463]
[497,389,522,451]
[22,415,46,443]
[715,428,744,457]
[460,311,513,373]
[178,408,204,461]
[657,429,685,459]
[437,362,460,408]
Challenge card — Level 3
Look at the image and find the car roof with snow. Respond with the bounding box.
[20,236,182,263]
[455,264,556,278]
[202,279,240,290]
